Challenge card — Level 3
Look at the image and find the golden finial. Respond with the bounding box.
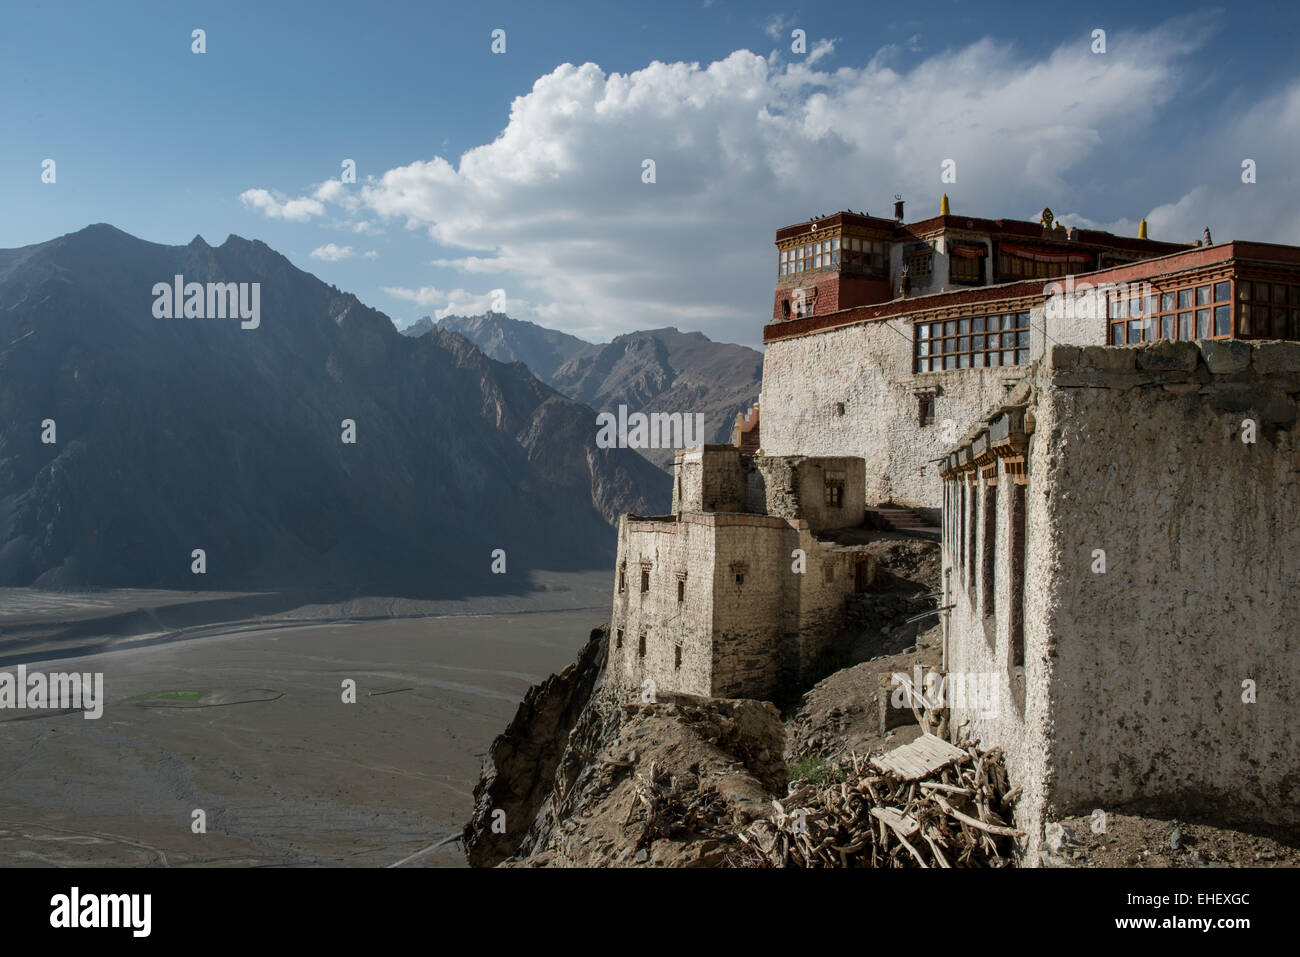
[1138,218,1148,239]
[940,193,950,216]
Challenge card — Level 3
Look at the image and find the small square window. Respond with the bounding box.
[1215,281,1231,302]
[735,573,745,586]
[1196,285,1211,306]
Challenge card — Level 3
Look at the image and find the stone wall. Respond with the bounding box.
[761,316,1031,509]
[609,514,718,698]
[761,289,1118,511]
[741,455,865,532]
[943,339,1300,860]
[672,446,745,513]
[609,510,866,702]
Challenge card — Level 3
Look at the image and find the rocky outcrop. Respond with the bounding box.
[463,626,612,866]
[463,627,789,867]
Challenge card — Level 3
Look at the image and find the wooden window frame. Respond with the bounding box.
[915,311,1030,373]
[1107,280,1234,343]
[1236,279,1300,340]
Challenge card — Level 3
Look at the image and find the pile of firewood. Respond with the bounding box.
[630,761,730,851]
[729,742,1022,868]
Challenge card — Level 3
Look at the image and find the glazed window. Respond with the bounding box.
[1237,280,1300,339]
[915,312,1030,372]
[1108,280,1234,343]
[906,248,933,279]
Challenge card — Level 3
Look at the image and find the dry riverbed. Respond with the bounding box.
[0,573,607,867]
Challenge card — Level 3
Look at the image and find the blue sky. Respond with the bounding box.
[3,1,1299,348]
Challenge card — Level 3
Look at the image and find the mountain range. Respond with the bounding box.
[0,225,667,596]
[407,314,763,470]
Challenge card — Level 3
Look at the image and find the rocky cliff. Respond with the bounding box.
[464,626,789,867]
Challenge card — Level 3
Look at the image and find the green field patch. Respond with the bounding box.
[125,689,208,703]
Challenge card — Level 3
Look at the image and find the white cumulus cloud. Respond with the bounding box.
[310,243,354,261]
[239,188,325,223]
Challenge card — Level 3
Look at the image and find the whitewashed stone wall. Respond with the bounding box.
[762,294,1112,511]
[609,511,865,701]
[944,340,1300,862]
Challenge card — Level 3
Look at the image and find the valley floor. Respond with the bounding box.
[0,573,609,867]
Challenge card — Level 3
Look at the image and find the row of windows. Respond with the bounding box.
[778,236,889,276]
[997,252,1085,280]
[944,471,1027,682]
[915,312,1031,372]
[614,629,683,669]
[1107,281,1232,343]
[618,564,687,600]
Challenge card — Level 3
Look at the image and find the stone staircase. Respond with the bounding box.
[865,506,941,541]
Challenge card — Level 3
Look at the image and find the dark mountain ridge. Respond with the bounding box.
[0,225,666,596]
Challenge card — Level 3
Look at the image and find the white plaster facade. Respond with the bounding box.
[942,340,1300,861]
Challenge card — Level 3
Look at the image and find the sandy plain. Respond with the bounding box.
[0,571,609,867]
